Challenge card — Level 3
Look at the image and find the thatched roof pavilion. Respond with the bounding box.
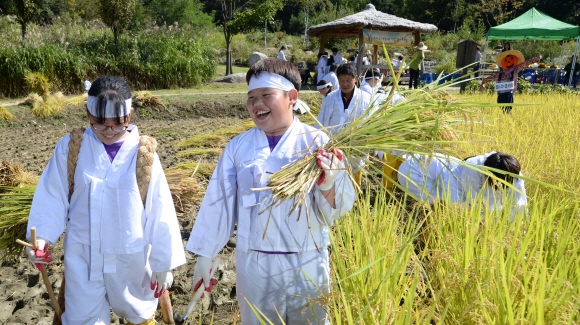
[308,3,438,74]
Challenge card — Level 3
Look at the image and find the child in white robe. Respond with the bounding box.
[397,151,527,218]
[186,58,356,325]
[25,76,186,325]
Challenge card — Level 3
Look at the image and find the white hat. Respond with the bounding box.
[365,50,372,55]
[414,42,428,50]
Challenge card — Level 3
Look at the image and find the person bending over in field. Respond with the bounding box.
[186,58,356,325]
[397,151,527,219]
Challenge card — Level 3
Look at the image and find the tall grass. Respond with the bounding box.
[327,92,580,324]
[0,17,218,97]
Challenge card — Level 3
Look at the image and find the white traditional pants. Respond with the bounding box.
[62,242,156,325]
[236,249,331,325]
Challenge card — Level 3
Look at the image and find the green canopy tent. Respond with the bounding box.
[484,7,580,87]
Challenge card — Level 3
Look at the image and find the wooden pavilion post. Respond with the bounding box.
[357,29,364,76]
[319,35,327,54]
[373,44,378,64]
[413,31,420,46]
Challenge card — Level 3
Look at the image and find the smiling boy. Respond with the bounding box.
[186,58,356,325]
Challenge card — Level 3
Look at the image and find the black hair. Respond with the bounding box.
[246,58,301,91]
[329,63,339,72]
[398,55,403,60]
[280,45,287,51]
[87,76,132,125]
[336,63,357,78]
[332,47,338,53]
[483,152,521,188]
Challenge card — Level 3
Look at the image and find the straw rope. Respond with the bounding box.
[136,135,157,204]
[67,129,157,205]
[67,128,85,201]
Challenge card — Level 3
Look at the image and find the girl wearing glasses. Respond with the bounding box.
[25,76,185,325]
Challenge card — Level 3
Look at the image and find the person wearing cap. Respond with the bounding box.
[409,42,427,89]
[324,63,340,91]
[362,50,372,65]
[481,50,541,113]
[316,52,329,83]
[186,58,356,325]
[25,76,185,324]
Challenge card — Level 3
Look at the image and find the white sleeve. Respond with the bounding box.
[144,154,187,272]
[186,145,238,258]
[27,137,70,244]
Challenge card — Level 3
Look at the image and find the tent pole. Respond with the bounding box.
[568,37,580,88]
[482,36,489,75]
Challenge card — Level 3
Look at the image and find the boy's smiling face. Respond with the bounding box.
[247,87,297,136]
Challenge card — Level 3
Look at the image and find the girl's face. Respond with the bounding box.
[247,87,297,136]
[87,109,131,145]
[318,87,331,97]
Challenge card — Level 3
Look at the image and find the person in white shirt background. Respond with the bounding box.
[277,45,287,61]
[324,63,340,91]
[316,52,329,83]
[362,50,372,65]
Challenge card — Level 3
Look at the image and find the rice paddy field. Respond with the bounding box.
[1,89,579,324]
[328,92,580,325]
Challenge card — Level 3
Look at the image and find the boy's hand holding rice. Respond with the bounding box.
[316,148,344,191]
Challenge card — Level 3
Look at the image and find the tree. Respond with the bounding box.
[478,0,523,26]
[220,0,283,75]
[145,0,213,28]
[10,0,42,39]
[99,0,137,56]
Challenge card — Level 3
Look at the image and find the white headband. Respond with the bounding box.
[86,95,132,118]
[317,83,332,90]
[248,72,295,92]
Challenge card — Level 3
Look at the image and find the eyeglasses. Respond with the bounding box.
[91,123,128,133]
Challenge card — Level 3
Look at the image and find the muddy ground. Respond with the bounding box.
[0,92,251,325]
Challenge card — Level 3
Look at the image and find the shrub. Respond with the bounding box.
[517,77,533,94]
[464,79,480,94]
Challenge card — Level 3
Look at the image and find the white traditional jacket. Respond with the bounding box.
[404,152,527,217]
[27,126,186,279]
[186,117,356,258]
[323,71,339,91]
[316,87,372,134]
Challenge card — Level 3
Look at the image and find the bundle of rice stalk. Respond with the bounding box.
[31,95,65,117]
[64,93,88,106]
[165,168,205,213]
[265,46,479,213]
[0,161,24,187]
[133,91,164,108]
[0,106,13,121]
[25,72,51,99]
[0,186,35,260]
